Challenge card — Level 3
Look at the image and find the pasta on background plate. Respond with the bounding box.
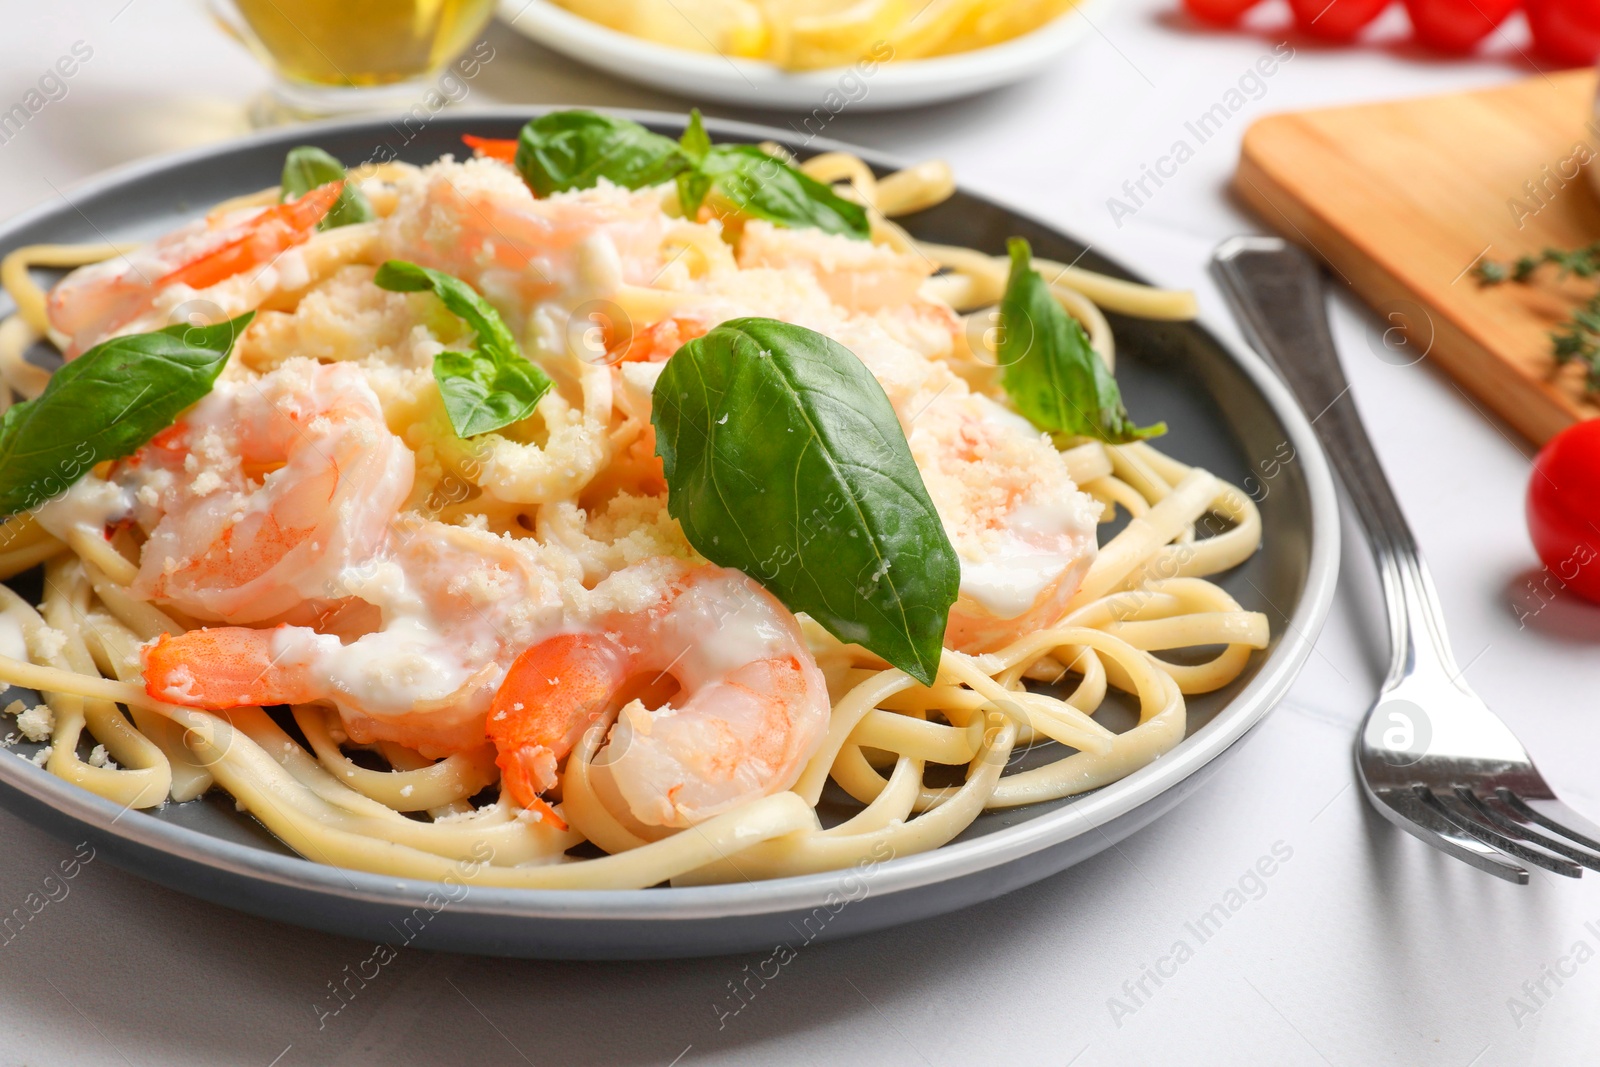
[549,0,1081,71]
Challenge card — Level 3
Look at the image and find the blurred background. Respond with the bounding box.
[0,0,1580,252]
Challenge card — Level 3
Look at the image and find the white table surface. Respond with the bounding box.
[1,2,1596,1064]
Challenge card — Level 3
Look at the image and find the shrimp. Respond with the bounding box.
[382,158,669,324]
[737,219,935,314]
[485,558,830,828]
[460,135,518,164]
[605,312,709,364]
[913,392,1100,653]
[143,520,571,757]
[124,358,414,625]
[594,314,713,502]
[47,183,343,357]
[825,312,1099,654]
[730,221,1102,654]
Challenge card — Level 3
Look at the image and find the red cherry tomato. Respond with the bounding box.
[1183,0,1264,25]
[1288,0,1392,39]
[1525,0,1600,66]
[1527,420,1600,605]
[1403,0,1518,50]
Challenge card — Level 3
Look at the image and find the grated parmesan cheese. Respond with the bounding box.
[30,626,67,661]
[190,471,224,496]
[14,704,54,743]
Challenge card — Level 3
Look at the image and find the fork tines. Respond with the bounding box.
[1388,786,1600,883]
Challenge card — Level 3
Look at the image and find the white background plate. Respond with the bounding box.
[496,0,1100,111]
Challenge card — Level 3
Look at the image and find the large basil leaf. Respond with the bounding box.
[652,317,958,685]
[698,144,870,240]
[0,313,254,519]
[280,146,373,230]
[514,111,689,198]
[998,238,1164,444]
[374,260,553,438]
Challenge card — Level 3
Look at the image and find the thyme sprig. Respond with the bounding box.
[1475,243,1600,391]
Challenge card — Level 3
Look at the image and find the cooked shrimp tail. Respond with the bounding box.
[488,632,628,806]
[158,181,342,291]
[485,560,832,828]
[144,626,318,708]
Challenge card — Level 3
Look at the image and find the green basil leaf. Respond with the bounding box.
[998,238,1165,444]
[679,108,711,164]
[652,317,958,685]
[514,111,689,198]
[374,260,552,438]
[280,145,374,230]
[675,110,715,214]
[431,348,555,439]
[699,145,870,240]
[0,313,254,519]
[677,169,714,218]
[374,260,519,356]
[510,110,868,240]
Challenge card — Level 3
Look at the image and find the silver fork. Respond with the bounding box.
[1211,236,1600,884]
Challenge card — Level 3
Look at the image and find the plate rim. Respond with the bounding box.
[494,0,1097,107]
[0,106,1341,923]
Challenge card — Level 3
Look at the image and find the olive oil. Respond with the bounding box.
[228,0,496,87]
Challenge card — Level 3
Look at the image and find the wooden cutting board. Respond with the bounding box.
[1236,70,1600,445]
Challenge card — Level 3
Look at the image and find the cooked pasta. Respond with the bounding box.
[0,128,1266,890]
[548,0,1081,71]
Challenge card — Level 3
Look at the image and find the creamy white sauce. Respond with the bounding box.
[281,618,484,719]
[960,553,1072,618]
[957,499,1097,617]
[672,587,791,684]
[32,477,132,540]
[972,394,1040,436]
[0,615,28,663]
[262,526,568,730]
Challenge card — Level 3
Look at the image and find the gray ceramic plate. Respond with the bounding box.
[0,109,1339,960]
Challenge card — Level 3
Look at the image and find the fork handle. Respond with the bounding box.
[1210,236,1460,684]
